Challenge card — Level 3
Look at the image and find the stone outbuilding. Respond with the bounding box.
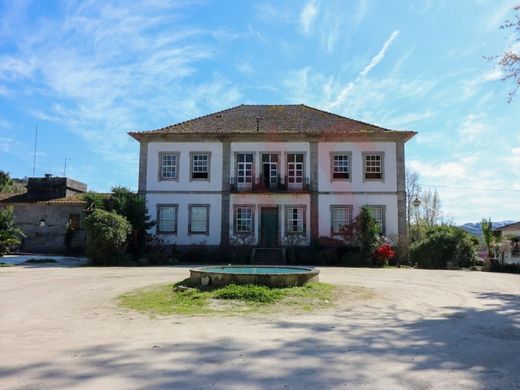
[0,175,88,254]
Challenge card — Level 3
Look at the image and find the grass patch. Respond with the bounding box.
[119,281,343,316]
[24,258,58,264]
[0,262,15,267]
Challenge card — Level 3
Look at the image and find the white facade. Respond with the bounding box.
[142,139,401,246]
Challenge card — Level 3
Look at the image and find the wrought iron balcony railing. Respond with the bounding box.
[229,176,310,193]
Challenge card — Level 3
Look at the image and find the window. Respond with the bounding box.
[157,205,177,234]
[189,205,209,234]
[235,206,254,234]
[331,153,351,180]
[330,206,353,234]
[287,153,304,189]
[363,152,384,181]
[286,206,305,234]
[366,205,385,234]
[236,153,254,190]
[159,152,179,180]
[261,153,279,188]
[68,214,81,230]
[191,153,210,180]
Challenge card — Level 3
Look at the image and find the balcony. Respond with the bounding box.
[230,176,310,193]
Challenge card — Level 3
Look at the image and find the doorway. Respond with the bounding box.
[260,207,279,247]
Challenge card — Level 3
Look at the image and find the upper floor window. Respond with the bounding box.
[330,206,352,234]
[159,152,179,181]
[366,205,385,234]
[236,153,254,190]
[287,153,304,190]
[331,153,351,180]
[234,206,254,234]
[157,205,178,234]
[191,152,210,181]
[363,152,384,181]
[261,153,279,189]
[189,204,209,235]
[286,206,305,234]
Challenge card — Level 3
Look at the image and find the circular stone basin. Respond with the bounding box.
[190,266,319,287]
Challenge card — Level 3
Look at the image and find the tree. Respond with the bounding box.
[406,169,421,230]
[410,226,476,269]
[0,171,13,192]
[491,5,520,102]
[481,218,495,258]
[0,206,24,256]
[84,209,132,265]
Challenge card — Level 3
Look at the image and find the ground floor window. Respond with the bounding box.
[157,205,177,234]
[330,206,353,234]
[285,206,305,234]
[189,205,209,234]
[366,205,385,234]
[234,206,254,234]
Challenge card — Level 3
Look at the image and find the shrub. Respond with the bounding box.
[85,209,132,266]
[374,243,395,267]
[0,206,24,256]
[410,226,476,269]
[214,284,284,303]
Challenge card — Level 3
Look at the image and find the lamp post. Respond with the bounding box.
[411,196,443,241]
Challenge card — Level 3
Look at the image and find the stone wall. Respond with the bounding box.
[7,203,86,254]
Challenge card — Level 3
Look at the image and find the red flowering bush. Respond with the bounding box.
[374,243,395,267]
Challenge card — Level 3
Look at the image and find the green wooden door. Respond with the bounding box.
[261,207,278,247]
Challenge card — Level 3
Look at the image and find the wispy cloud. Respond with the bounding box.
[1,1,242,172]
[359,31,400,77]
[457,113,492,140]
[299,0,319,35]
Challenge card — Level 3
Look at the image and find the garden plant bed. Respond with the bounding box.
[118,280,371,316]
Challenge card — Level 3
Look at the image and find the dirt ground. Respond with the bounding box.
[0,265,518,389]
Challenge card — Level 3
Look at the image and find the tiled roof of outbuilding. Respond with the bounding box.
[128,104,416,141]
[0,193,87,205]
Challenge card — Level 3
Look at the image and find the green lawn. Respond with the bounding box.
[119,280,354,316]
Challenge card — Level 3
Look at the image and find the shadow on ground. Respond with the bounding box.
[0,292,519,389]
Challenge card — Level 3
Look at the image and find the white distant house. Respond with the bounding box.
[129,104,416,253]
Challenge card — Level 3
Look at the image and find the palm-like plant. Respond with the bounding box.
[481,218,495,258]
[0,206,24,256]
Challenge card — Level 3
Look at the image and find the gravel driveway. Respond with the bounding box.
[0,265,518,389]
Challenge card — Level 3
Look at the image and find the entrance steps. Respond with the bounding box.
[251,248,286,265]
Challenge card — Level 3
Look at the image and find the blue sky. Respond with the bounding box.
[0,0,519,223]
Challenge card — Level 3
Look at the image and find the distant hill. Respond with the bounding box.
[459,221,517,237]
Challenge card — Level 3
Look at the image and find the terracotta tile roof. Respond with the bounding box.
[129,104,416,141]
[0,193,87,205]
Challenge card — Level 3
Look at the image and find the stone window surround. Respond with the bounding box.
[156,204,178,234]
[285,151,307,187]
[189,151,212,182]
[329,205,353,235]
[233,204,255,235]
[284,204,307,235]
[362,151,385,182]
[234,151,256,185]
[158,152,180,182]
[188,204,210,235]
[365,204,386,235]
[329,152,352,182]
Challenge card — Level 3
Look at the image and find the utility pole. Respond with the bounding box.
[32,124,38,177]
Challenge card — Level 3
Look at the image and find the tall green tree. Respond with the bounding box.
[358,206,380,263]
[0,206,24,256]
[481,218,495,258]
[0,171,13,192]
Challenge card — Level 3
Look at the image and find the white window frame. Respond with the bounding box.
[190,152,211,181]
[362,152,385,182]
[286,152,305,190]
[235,152,254,191]
[285,205,306,235]
[234,205,255,235]
[156,204,178,234]
[188,204,210,235]
[330,205,353,235]
[366,205,386,234]
[330,152,352,181]
[159,152,180,181]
